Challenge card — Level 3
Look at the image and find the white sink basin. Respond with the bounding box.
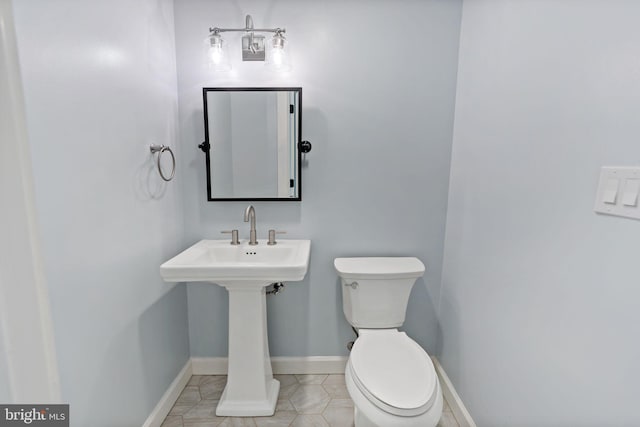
[159,238,311,417]
[160,239,311,284]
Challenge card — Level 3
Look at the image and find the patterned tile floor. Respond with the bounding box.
[161,374,459,427]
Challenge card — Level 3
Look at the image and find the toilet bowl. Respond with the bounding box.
[334,257,442,427]
[345,329,442,427]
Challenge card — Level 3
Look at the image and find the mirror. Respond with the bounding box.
[202,87,302,201]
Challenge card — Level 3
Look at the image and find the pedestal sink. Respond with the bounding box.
[160,239,311,416]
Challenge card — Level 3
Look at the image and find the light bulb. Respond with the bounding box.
[271,47,284,66]
[209,45,224,64]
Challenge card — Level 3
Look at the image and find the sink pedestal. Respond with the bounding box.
[159,239,311,416]
[216,281,280,416]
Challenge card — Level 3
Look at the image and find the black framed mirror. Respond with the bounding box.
[200,87,302,201]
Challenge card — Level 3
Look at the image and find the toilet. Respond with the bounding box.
[334,257,442,427]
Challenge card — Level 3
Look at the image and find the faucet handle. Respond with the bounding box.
[267,229,286,245]
[221,230,240,245]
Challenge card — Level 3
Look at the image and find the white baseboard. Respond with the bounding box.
[144,356,471,427]
[191,356,348,375]
[432,357,477,427]
[142,359,192,427]
[191,357,227,375]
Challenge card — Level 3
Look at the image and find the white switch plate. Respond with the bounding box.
[595,166,640,220]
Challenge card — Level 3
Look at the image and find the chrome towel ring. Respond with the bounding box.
[149,144,175,182]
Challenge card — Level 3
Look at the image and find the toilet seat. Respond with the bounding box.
[348,329,438,417]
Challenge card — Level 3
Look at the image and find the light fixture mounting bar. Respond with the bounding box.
[209,27,285,34]
[209,14,284,35]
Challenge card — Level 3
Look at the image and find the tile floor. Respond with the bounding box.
[161,374,459,427]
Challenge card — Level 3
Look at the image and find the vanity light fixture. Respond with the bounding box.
[207,15,291,72]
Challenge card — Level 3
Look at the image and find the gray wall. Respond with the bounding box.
[440,1,640,426]
[228,92,278,197]
[12,1,190,426]
[174,0,463,357]
[0,325,9,402]
[209,92,235,197]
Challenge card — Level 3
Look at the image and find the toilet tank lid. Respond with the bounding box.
[334,257,425,279]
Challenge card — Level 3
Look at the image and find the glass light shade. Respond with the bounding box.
[206,34,231,71]
[265,33,291,72]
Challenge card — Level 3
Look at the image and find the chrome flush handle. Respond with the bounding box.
[344,281,358,289]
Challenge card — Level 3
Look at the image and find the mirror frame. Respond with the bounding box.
[202,87,303,201]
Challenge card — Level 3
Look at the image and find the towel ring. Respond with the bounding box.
[149,145,175,182]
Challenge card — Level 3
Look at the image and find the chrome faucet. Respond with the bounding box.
[244,205,258,245]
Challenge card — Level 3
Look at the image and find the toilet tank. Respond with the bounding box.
[334,257,425,329]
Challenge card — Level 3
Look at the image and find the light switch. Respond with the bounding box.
[603,178,619,204]
[622,179,640,206]
[595,166,640,220]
